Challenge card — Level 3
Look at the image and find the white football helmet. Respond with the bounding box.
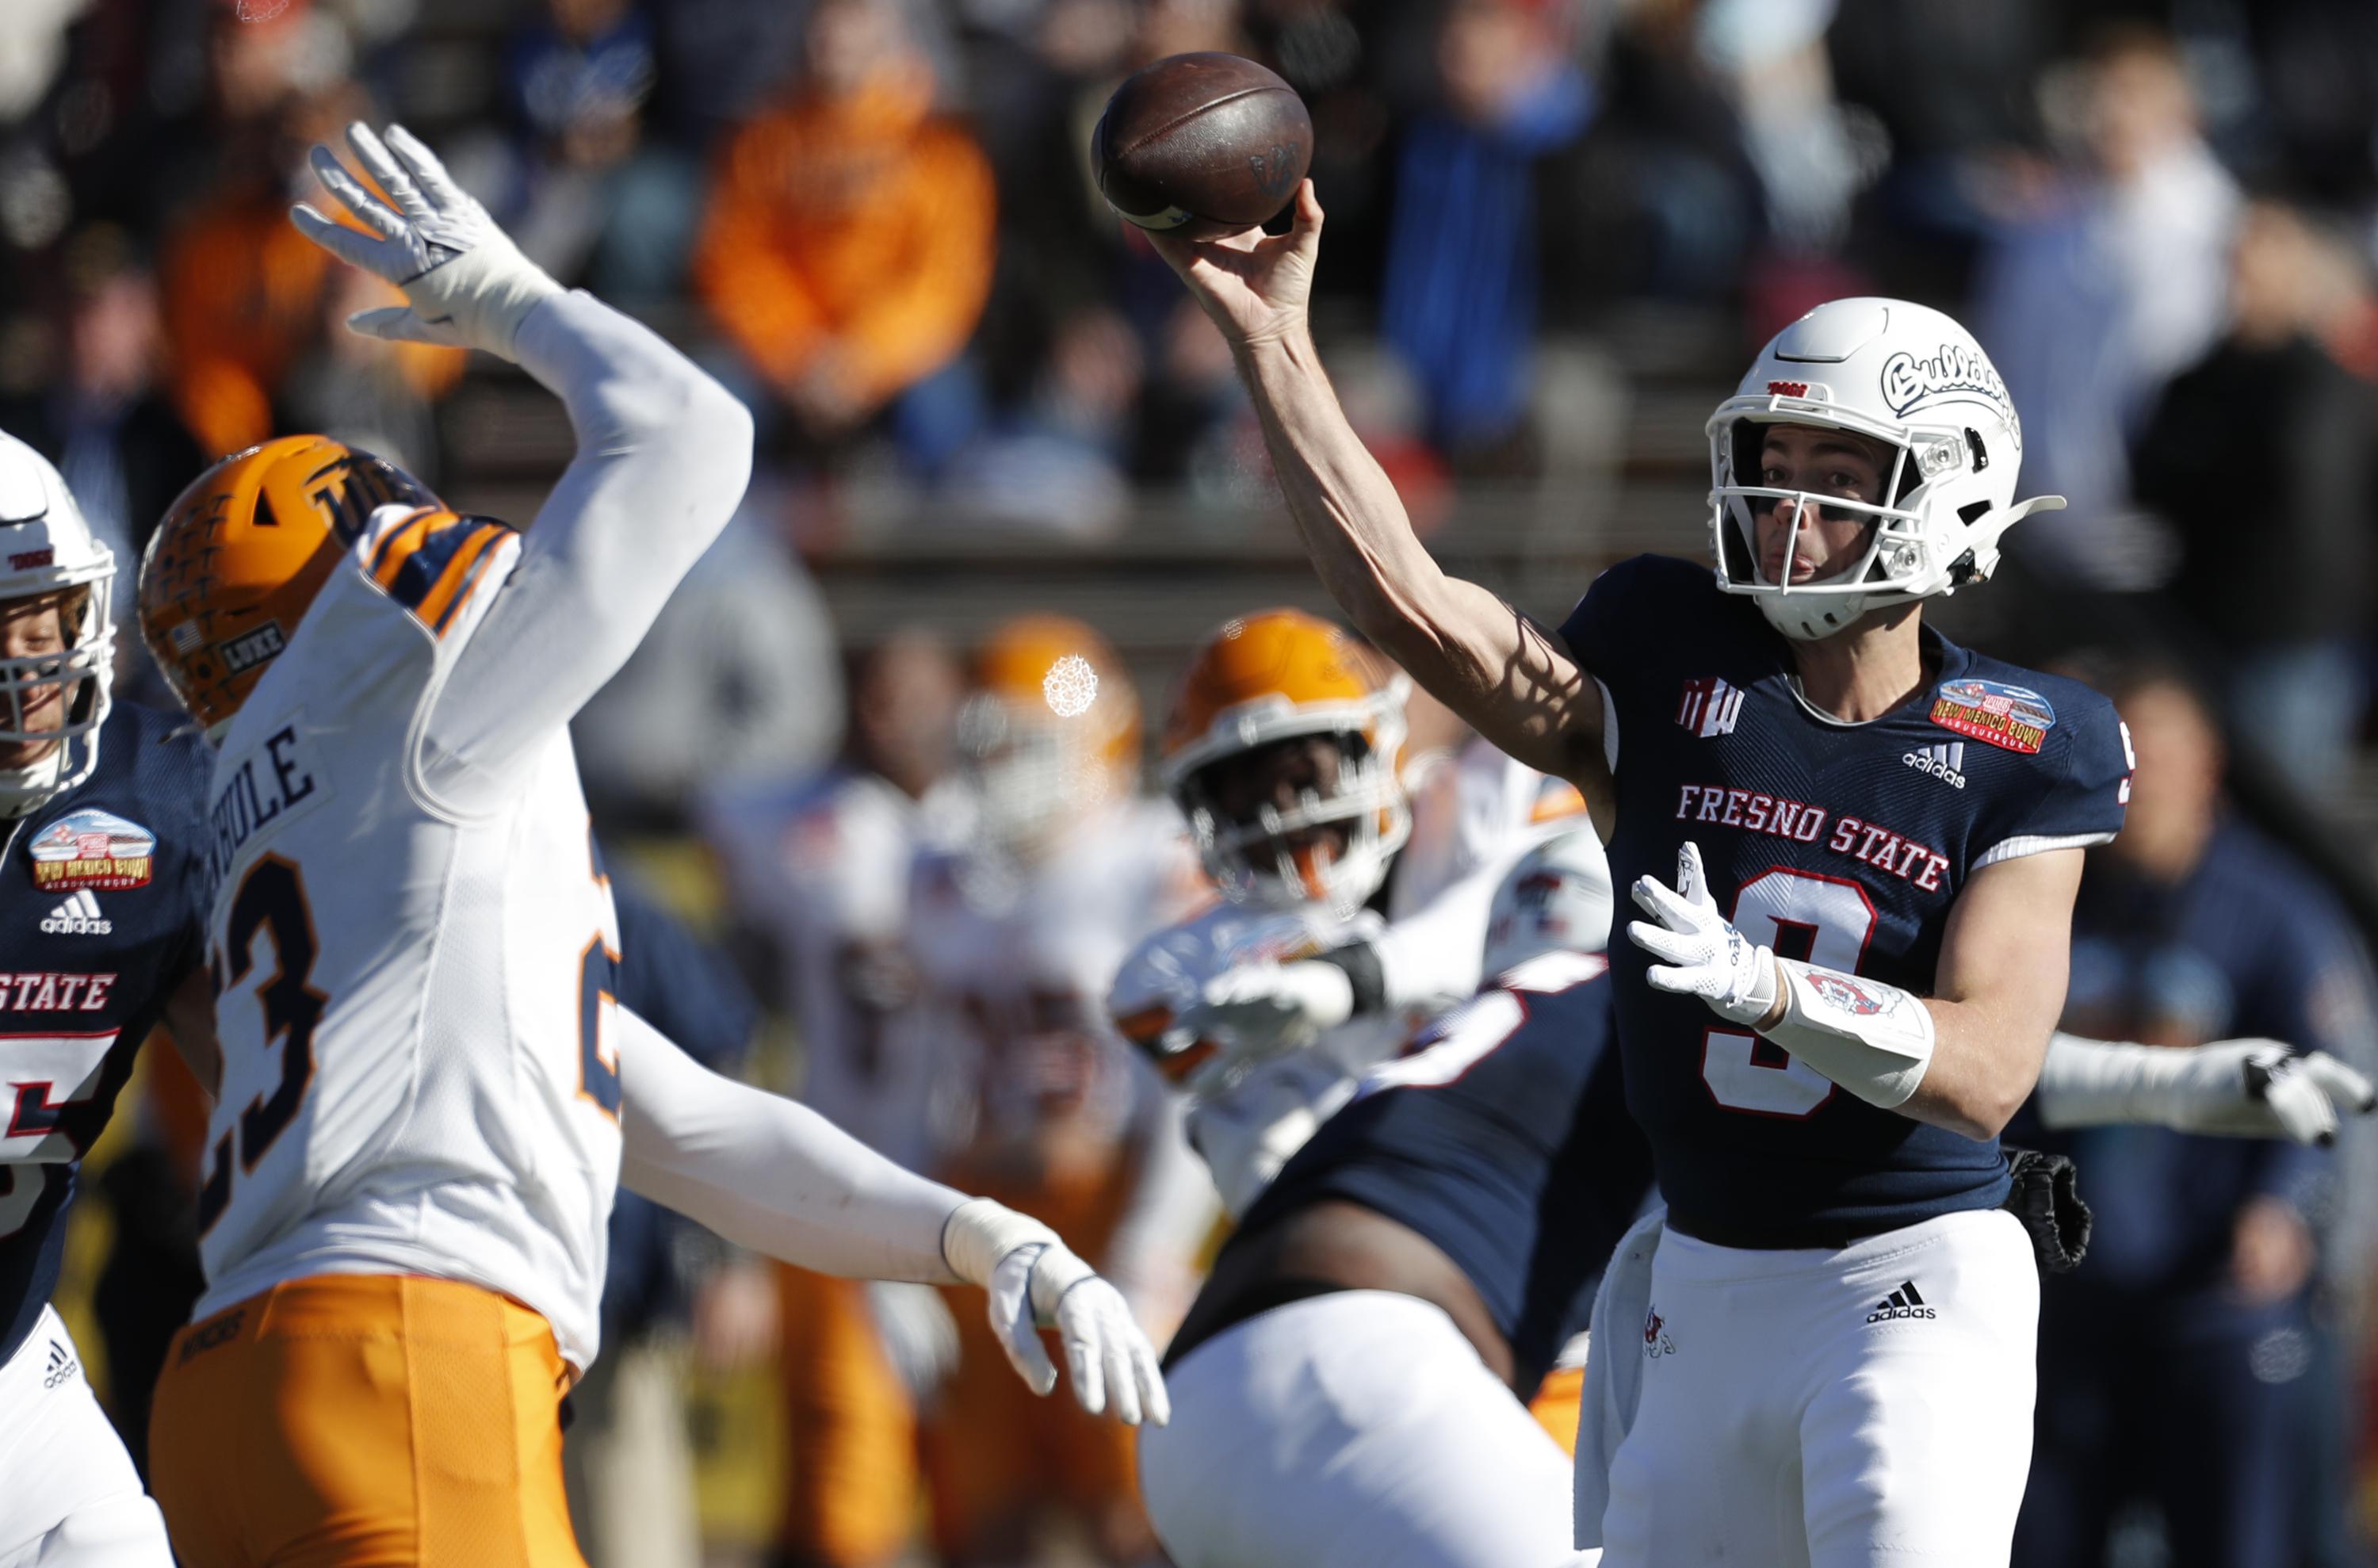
[1481,828,1612,977]
[0,434,116,817]
[1706,297,2066,641]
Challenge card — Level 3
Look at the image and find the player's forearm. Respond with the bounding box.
[1238,332,1450,651]
[1895,1000,2046,1142]
[616,1007,966,1283]
[1741,958,2040,1141]
[513,289,755,575]
[426,293,755,773]
[1236,335,1602,786]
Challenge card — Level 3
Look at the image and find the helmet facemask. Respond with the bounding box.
[1172,709,1410,920]
[0,578,115,817]
[1710,406,1986,642]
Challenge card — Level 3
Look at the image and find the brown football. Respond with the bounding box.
[1091,53,1313,241]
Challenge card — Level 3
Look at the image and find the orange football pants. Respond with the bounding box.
[921,1157,1144,1562]
[150,1273,584,1568]
[1528,1364,1585,1459]
[774,1266,922,1566]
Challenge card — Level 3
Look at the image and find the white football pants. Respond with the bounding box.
[0,1307,171,1567]
[1594,1207,2038,1568]
[1139,1290,1595,1568]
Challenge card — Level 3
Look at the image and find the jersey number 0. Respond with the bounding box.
[1699,867,1875,1119]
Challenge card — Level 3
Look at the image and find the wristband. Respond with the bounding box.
[1310,941,1386,1017]
[1758,960,1936,1109]
[940,1197,1057,1289]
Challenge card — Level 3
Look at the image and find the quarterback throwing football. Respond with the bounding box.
[1153,184,2125,1564]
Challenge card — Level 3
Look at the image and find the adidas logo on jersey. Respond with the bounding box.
[40,891,109,935]
[1901,742,1967,789]
[43,1337,75,1388]
[1865,1281,1935,1323]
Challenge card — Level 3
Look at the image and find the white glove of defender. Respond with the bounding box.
[1179,959,1356,1060]
[864,1279,962,1402]
[941,1197,1170,1426]
[2043,1035,2378,1146]
[1628,842,1777,1026]
[291,122,563,359]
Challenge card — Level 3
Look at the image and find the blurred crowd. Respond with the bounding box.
[13,0,2378,1564]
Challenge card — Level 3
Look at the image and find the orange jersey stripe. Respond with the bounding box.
[367,512,518,638]
[412,524,507,637]
[364,508,437,591]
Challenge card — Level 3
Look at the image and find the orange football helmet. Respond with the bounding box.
[1160,609,1409,916]
[956,614,1141,858]
[138,435,441,734]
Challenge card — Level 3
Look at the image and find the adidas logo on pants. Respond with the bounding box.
[1865,1281,1936,1323]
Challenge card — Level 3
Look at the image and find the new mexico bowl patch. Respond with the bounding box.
[29,808,156,891]
[1930,678,2055,755]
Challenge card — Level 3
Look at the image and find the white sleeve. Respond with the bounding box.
[1371,831,1539,1012]
[616,1004,966,1283]
[420,289,754,801]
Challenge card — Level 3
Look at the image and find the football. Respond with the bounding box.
[1091,52,1313,241]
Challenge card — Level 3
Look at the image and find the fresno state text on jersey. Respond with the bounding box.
[1562,555,2128,1243]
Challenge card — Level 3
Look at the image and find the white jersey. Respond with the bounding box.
[1108,897,1403,1218]
[1112,737,1582,1217]
[191,291,752,1371]
[705,767,967,1172]
[904,796,1214,1317]
[905,797,1199,1153]
[1394,735,1589,922]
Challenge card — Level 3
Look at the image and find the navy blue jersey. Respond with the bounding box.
[1560,555,2129,1241]
[0,702,212,1362]
[1235,952,1653,1394]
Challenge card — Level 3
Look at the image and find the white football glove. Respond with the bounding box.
[864,1279,962,1402]
[291,121,562,360]
[2041,1034,2378,1146]
[1178,959,1356,1061]
[1627,841,1777,1026]
[940,1197,1170,1426]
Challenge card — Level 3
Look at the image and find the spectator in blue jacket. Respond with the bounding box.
[2017,664,2373,1568]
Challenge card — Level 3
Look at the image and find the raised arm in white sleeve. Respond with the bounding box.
[289,121,755,803]
[614,1006,1168,1423]
[422,290,752,793]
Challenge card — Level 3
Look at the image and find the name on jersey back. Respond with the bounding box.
[208,725,331,892]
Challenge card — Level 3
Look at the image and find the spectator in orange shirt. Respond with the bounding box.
[159,7,460,459]
[693,0,996,446]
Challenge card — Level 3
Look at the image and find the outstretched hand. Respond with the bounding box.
[1144,180,1324,352]
[290,121,560,361]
